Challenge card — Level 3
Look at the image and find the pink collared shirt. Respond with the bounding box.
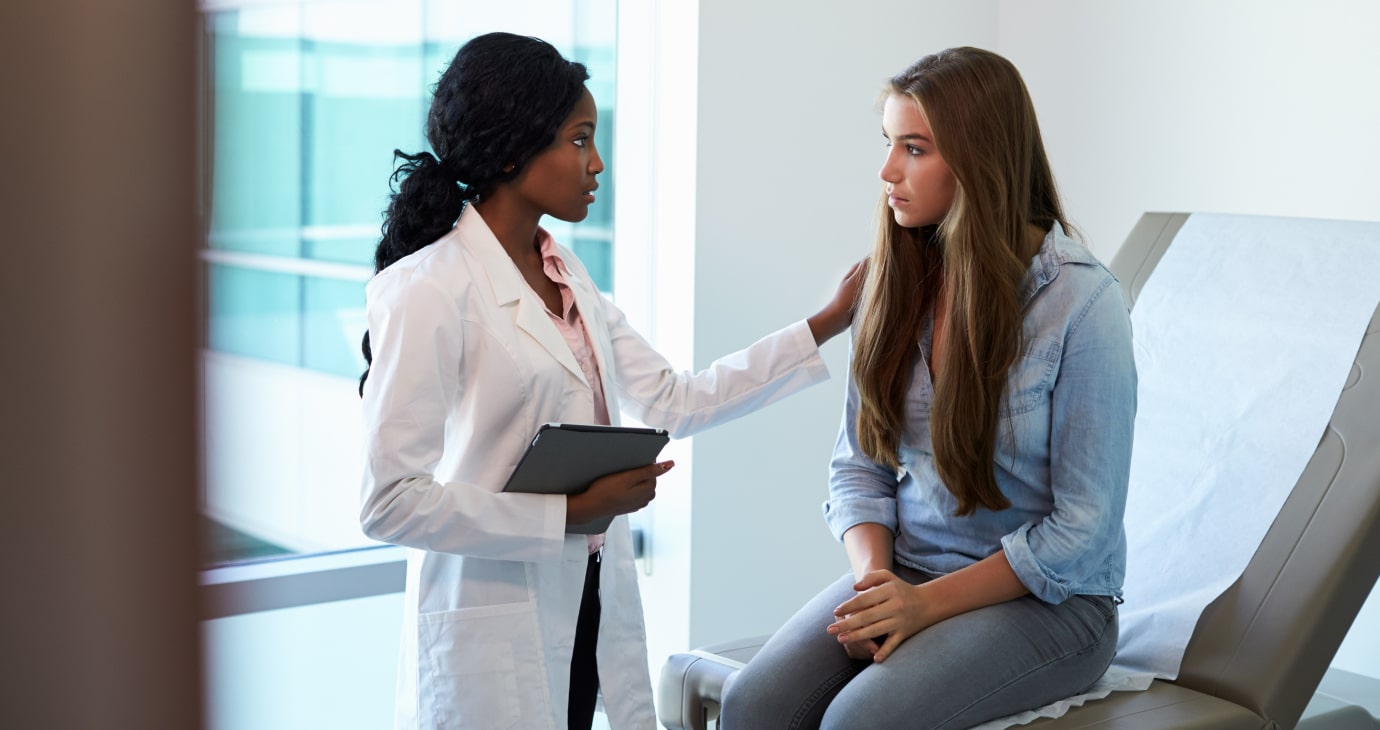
[531,229,609,553]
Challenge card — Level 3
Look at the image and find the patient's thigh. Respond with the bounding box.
[720,572,866,730]
[820,592,1117,730]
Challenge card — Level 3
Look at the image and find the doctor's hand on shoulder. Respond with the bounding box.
[567,460,675,527]
[807,258,869,346]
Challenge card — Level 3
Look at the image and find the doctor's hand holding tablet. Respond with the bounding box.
[565,459,672,528]
[502,421,678,533]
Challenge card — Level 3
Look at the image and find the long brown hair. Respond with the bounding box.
[852,47,1069,516]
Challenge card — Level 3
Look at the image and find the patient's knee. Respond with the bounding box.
[720,661,800,729]
[719,667,760,727]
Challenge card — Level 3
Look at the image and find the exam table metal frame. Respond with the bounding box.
[657,213,1380,730]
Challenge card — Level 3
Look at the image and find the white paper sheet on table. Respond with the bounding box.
[977,213,1380,729]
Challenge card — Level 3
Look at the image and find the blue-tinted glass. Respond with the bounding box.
[302,39,427,266]
[421,42,454,96]
[208,264,301,366]
[208,15,303,258]
[303,277,368,377]
[571,237,613,293]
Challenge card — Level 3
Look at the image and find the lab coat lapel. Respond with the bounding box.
[457,207,589,387]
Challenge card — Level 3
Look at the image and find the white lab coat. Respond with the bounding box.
[360,205,829,729]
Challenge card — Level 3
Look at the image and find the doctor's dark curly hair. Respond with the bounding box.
[358,32,589,394]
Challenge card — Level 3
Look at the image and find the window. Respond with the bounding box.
[199,0,618,565]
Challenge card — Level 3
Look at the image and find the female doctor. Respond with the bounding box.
[358,33,859,730]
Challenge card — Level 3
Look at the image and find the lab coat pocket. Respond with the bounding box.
[417,601,538,730]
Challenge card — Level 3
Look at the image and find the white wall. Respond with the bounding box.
[997,0,1380,261]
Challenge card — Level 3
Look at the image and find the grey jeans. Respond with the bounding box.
[720,566,1118,730]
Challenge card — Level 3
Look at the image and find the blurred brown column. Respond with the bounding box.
[0,1,203,728]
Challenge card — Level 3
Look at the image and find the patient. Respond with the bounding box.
[719,46,1138,729]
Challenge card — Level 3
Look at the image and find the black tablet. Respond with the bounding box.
[502,423,670,534]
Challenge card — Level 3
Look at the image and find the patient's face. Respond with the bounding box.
[879,94,956,229]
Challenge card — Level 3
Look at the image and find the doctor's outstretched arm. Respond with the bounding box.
[612,259,865,437]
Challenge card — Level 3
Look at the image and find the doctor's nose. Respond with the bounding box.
[589,144,605,175]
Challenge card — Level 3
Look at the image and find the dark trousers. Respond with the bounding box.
[569,551,601,730]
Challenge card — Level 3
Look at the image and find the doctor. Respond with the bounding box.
[358,33,860,730]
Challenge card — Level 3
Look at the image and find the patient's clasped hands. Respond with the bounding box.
[828,570,936,663]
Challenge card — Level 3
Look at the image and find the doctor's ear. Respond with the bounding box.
[502,164,515,173]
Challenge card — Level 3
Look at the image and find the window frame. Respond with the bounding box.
[201,545,405,619]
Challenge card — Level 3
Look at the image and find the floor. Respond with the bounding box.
[202,516,293,566]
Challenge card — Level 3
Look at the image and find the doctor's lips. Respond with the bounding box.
[886,188,908,207]
[583,184,598,203]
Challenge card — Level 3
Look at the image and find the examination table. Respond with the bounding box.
[657,212,1380,730]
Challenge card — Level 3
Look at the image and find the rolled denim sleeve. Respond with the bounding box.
[823,359,901,540]
[1003,274,1137,603]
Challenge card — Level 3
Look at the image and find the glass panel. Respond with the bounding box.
[207,7,304,258]
[302,1,426,267]
[207,264,301,367]
[572,236,613,292]
[573,13,616,291]
[303,276,368,378]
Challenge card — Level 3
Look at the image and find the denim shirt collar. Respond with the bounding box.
[1021,222,1100,306]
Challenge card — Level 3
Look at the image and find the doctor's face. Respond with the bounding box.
[512,87,604,223]
[879,94,956,229]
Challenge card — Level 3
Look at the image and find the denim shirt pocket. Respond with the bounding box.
[1004,336,1062,416]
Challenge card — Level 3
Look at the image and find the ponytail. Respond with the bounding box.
[358,149,470,395]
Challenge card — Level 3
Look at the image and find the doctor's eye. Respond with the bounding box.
[906,145,924,157]
[573,135,589,148]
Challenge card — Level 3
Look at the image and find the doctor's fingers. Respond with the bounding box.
[842,257,868,293]
[613,479,656,514]
[586,471,661,514]
[625,460,675,481]
[592,461,673,491]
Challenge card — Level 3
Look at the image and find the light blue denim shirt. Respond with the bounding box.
[823,225,1137,604]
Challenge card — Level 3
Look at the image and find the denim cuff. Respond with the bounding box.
[822,496,898,542]
[1002,525,1075,604]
